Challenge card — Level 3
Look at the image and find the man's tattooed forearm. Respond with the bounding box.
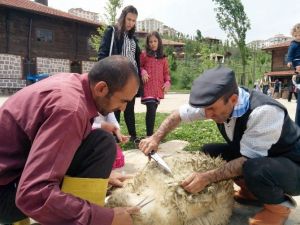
[207,157,247,183]
[153,110,181,140]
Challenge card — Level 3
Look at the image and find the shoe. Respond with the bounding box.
[249,204,291,225]
[233,178,262,206]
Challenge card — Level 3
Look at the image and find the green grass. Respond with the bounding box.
[119,112,225,151]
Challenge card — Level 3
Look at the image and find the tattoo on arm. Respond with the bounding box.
[153,110,181,141]
[206,157,248,183]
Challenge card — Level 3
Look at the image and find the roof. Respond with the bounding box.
[264,70,295,76]
[262,41,291,50]
[0,0,101,26]
[162,39,185,46]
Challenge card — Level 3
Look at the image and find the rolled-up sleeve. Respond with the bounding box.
[179,104,205,122]
[16,108,113,225]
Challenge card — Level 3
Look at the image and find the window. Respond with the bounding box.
[36,28,53,42]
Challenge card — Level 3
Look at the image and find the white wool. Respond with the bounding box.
[106,152,234,225]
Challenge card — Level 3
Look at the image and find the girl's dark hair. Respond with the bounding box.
[145,31,165,59]
[116,5,138,39]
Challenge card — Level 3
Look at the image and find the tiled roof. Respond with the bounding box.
[265,70,295,76]
[0,0,101,26]
[262,41,291,50]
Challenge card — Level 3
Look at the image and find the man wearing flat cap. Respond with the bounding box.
[139,66,300,225]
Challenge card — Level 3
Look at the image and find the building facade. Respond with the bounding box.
[68,8,102,23]
[136,18,164,34]
[0,0,101,94]
[263,41,295,98]
[264,34,292,48]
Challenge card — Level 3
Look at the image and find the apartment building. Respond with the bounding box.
[68,8,101,23]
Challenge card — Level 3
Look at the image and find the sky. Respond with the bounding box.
[46,0,300,43]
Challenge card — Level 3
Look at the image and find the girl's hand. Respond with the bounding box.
[162,83,170,94]
[114,129,129,143]
[142,73,150,84]
[101,121,118,133]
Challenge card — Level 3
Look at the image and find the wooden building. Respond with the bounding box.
[263,41,295,81]
[0,0,101,93]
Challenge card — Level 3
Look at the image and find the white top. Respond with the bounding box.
[179,102,285,158]
[92,112,120,129]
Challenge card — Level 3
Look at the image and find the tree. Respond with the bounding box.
[212,0,250,85]
[89,0,122,55]
[104,0,123,25]
[195,29,203,42]
[89,26,107,54]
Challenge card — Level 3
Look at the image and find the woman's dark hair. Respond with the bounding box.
[145,31,165,59]
[116,5,138,39]
[88,55,139,95]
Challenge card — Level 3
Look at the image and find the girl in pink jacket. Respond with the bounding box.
[140,31,171,136]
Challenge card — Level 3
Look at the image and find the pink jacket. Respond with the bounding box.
[140,51,171,100]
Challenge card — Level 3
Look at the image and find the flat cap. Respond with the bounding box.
[189,66,237,107]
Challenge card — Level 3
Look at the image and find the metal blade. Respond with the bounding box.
[149,151,172,174]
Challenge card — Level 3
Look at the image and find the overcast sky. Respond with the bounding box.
[47,0,300,43]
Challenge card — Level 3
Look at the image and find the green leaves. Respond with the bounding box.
[212,0,251,85]
[104,0,123,25]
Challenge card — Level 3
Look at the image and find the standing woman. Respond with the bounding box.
[98,5,142,141]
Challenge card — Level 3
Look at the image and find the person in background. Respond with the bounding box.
[253,79,261,92]
[288,23,300,127]
[273,79,280,99]
[140,31,171,136]
[287,23,300,73]
[0,56,140,225]
[287,77,297,102]
[98,5,142,142]
[139,66,300,225]
[260,75,271,95]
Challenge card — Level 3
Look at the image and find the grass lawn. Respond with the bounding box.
[119,112,225,151]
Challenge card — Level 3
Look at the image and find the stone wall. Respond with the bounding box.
[0,55,96,95]
[0,53,26,94]
[82,61,96,73]
[37,57,70,75]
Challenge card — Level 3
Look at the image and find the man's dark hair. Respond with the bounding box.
[116,5,138,39]
[145,31,165,59]
[223,83,239,103]
[88,55,139,95]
